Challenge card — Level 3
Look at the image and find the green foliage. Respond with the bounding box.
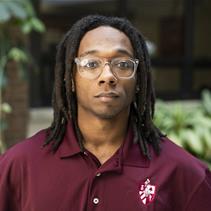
[22,17,45,33]
[0,0,27,21]
[154,90,211,165]
[0,0,45,152]
[8,47,28,62]
[202,90,211,116]
[1,102,12,113]
[0,0,45,33]
[0,0,45,88]
[0,102,12,130]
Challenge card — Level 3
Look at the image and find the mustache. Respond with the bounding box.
[94,91,119,98]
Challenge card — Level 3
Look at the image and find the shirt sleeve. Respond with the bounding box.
[0,153,20,211]
[186,168,211,211]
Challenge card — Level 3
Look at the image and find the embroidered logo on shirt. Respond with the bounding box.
[139,178,156,205]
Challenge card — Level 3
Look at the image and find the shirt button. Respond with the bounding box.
[96,172,101,177]
[93,197,100,205]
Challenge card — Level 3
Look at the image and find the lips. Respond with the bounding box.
[95,92,119,98]
[94,91,119,102]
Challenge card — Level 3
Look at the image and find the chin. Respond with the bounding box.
[92,108,127,120]
[95,113,118,120]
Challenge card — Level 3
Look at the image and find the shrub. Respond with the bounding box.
[154,90,211,166]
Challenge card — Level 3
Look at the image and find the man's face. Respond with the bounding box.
[75,26,137,119]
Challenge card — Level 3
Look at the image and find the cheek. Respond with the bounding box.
[75,75,93,100]
[124,78,136,99]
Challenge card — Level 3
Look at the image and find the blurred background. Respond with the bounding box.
[0,0,211,165]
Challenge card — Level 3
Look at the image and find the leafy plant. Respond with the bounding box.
[154,90,211,166]
[0,0,45,152]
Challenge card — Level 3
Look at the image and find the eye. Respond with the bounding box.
[81,59,100,69]
[116,60,133,69]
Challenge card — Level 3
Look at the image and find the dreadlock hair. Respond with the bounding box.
[43,14,165,159]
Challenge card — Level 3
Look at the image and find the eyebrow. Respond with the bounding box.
[79,49,133,58]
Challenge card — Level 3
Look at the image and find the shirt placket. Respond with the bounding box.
[84,150,122,211]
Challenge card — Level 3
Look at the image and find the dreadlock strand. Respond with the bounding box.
[64,65,73,118]
[131,103,150,159]
[70,96,84,151]
[51,118,67,151]
[43,36,68,148]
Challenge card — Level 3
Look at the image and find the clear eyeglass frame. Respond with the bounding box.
[74,57,139,79]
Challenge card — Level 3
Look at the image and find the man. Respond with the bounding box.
[0,15,211,211]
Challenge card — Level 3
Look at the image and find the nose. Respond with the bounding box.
[98,64,118,86]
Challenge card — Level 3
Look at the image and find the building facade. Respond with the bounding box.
[29,0,211,107]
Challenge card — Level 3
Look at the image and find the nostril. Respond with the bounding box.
[98,78,117,86]
[98,67,118,85]
[99,80,105,84]
[109,80,116,84]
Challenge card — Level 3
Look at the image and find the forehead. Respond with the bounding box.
[77,26,134,57]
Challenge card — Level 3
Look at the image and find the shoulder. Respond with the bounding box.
[151,138,211,209]
[158,137,206,170]
[0,129,48,169]
[152,137,208,189]
[0,129,49,208]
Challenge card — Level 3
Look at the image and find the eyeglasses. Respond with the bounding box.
[74,56,139,79]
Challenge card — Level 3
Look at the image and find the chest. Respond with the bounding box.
[19,158,185,211]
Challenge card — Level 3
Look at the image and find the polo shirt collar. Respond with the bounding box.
[121,127,150,168]
[96,127,150,175]
[57,121,82,158]
[57,121,150,169]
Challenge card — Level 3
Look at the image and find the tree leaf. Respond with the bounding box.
[1,102,12,113]
[23,0,35,17]
[21,21,32,34]
[0,2,11,22]
[181,129,204,156]
[5,1,27,20]
[21,18,46,34]
[8,47,28,62]
[30,17,46,32]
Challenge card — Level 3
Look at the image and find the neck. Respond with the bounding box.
[78,112,129,146]
[77,109,130,164]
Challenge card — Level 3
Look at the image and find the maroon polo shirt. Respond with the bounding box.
[0,121,211,211]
